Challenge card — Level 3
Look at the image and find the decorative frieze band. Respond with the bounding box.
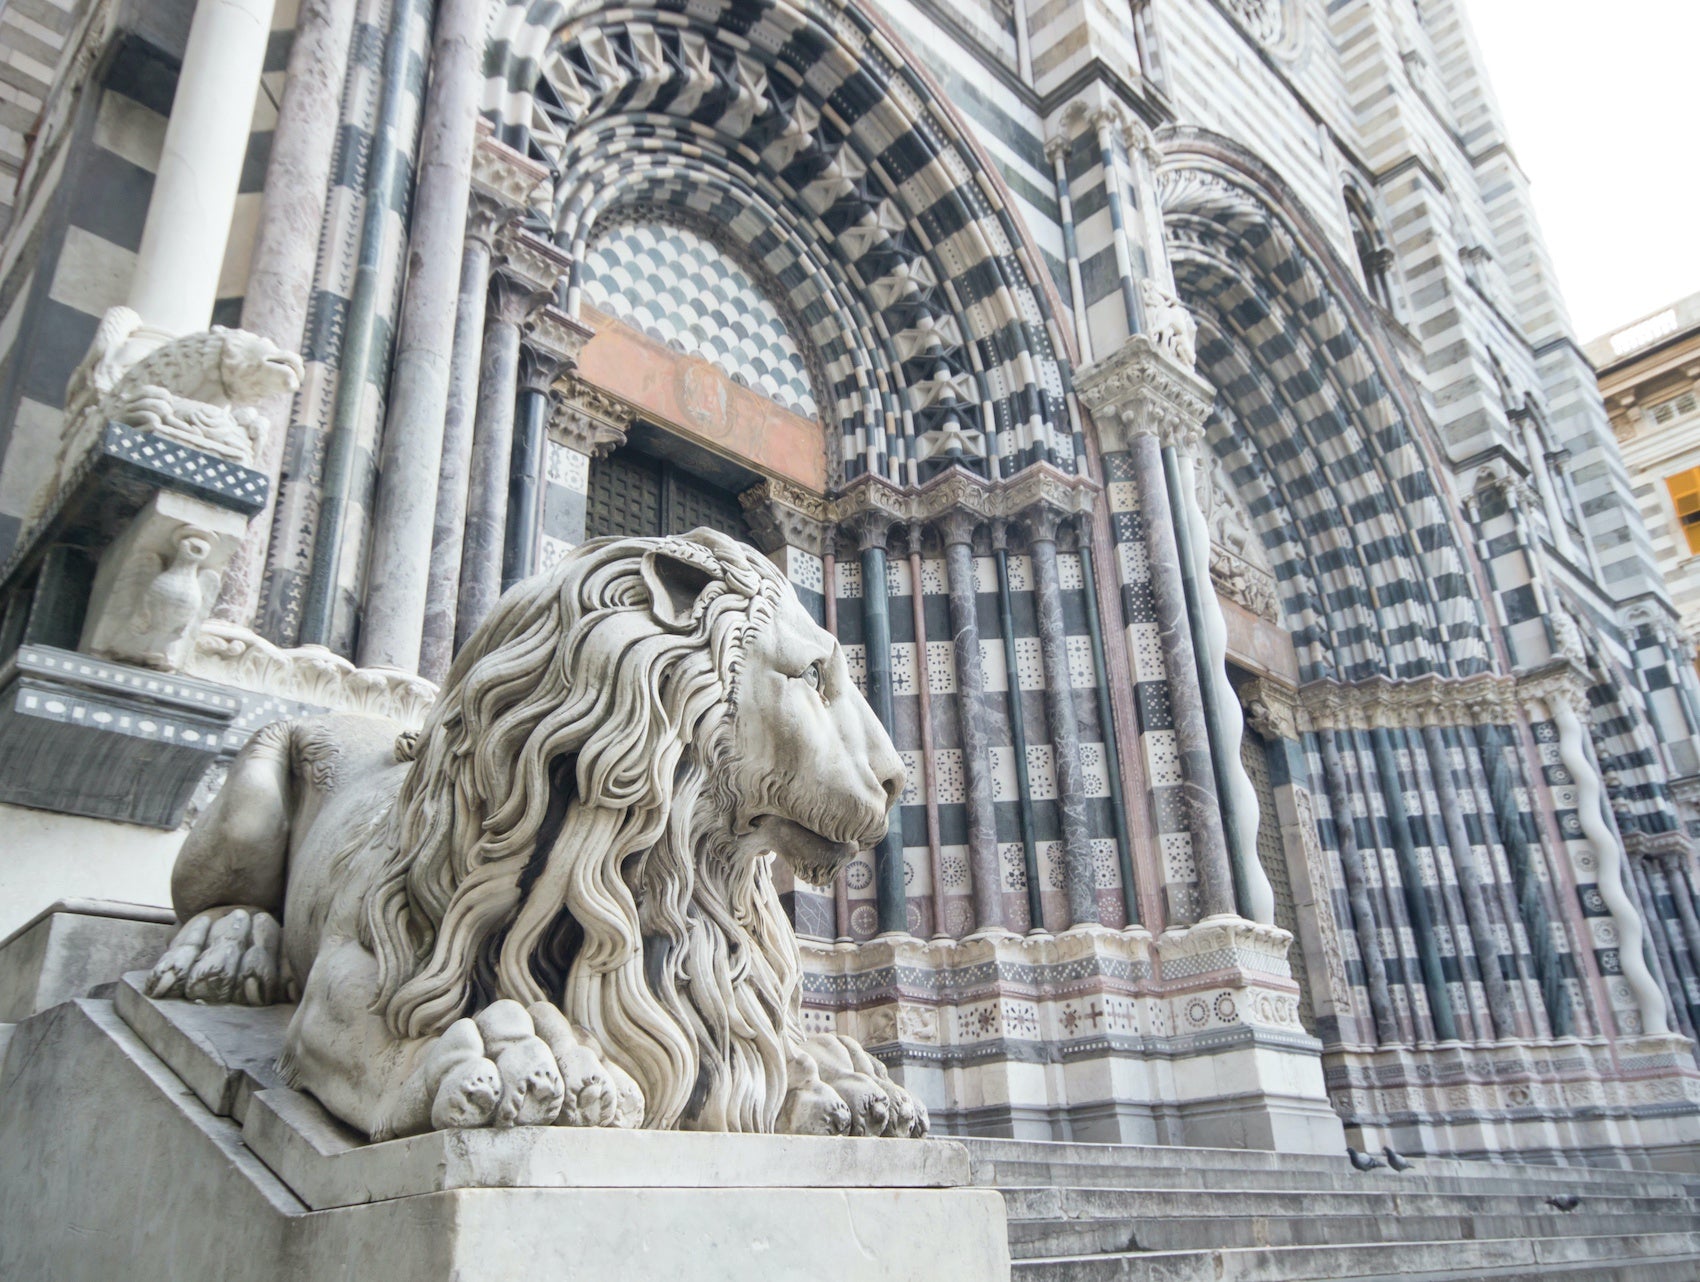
[830,461,1098,536]
[1296,664,1601,731]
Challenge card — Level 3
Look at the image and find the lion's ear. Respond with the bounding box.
[642,546,717,629]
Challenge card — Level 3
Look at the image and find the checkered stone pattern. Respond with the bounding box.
[261,0,433,647]
[1462,479,1552,669]
[1104,449,1195,923]
[1166,176,1492,683]
[1628,623,1700,786]
[579,219,818,419]
[494,0,1078,486]
[1588,661,1686,844]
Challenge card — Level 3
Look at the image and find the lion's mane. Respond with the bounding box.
[361,530,803,1131]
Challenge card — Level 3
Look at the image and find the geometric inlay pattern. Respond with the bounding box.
[581,220,818,419]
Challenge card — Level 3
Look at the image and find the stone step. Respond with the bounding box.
[1007,1210,1700,1259]
[998,1183,1697,1225]
[1011,1232,1700,1282]
[975,1156,1690,1200]
[961,1137,1689,1194]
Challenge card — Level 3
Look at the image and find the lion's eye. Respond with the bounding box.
[802,660,823,690]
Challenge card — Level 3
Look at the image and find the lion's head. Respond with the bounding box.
[362,529,903,1132]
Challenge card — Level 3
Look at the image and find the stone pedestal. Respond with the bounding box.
[0,899,174,1022]
[804,917,1343,1153]
[0,976,1010,1281]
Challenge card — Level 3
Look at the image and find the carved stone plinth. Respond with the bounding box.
[0,983,1012,1281]
[802,918,1342,1153]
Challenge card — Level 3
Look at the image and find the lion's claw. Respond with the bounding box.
[147,906,288,1006]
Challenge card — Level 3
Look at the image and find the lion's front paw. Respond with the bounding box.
[528,1003,642,1128]
[416,1003,565,1134]
[146,907,294,1005]
[799,1032,930,1139]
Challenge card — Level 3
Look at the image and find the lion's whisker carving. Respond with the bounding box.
[145,530,920,1141]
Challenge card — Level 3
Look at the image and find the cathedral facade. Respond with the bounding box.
[3,0,1700,1169]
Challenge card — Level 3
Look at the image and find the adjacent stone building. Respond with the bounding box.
[1590,294,1700,656]
[5,0,1700,1174]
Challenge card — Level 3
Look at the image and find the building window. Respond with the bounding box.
[1666,467,1700,555]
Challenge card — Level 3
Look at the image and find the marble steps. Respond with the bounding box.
[968,1138,1700,1278]
[1007,1207,1700,1258]
[965,1140,1691,1200]
[1010,1231,1700,1282]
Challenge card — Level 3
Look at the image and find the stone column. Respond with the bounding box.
[1167,440,1274,925]
[126,0,278,345]
[1532,671,1670,1036]
[1076,526,1139,924]
[357,0,491,671]
[214,0,358,625]
[993,521,1045,932]
[852,514,907,936]
[1367,724,1459,1041]
[1419,721,1514,1038]
[547,376,633,549]
[1662,851,1700,1010]
[940,511,1007,936]
[1027,503,1099,928]
[1633,858,1693,1039]
[1315,727,1398,1044]
[420,197,501,683]
[454,235,575,647]
[419,134,551,680]
[906,536,947,938]
[1076,334,1245,925]
[455,275,531,648]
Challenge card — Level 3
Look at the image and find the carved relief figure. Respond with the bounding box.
[92,526,221,669]
[1140,277,1199,370]
[146,531,923,1141]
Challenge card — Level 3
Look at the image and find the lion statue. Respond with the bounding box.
[145,530,926,1142]
[35,306,303,520]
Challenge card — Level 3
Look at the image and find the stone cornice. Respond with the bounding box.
[1299,673,1520,731]
[1074,335,1214,452]
[495,225,573,296]
[829,462,1099,535]
[740,478,832,556]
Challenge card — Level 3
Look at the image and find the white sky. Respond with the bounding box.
[1464,0,1700,343]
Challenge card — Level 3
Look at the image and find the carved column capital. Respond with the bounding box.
[845,509,894,553]
[1240,677,1300,741]
[549,375,634,459]
[740,478,832,556]
[935,508,980,548]
[1075,335,1213,453]
[1022,503,1065,544]
[518,305,593,393]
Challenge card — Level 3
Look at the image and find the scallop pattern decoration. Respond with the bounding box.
[579,219,818,420]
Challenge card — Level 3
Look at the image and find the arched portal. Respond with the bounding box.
[483,0,1079,484]
[1157,132,1493,683]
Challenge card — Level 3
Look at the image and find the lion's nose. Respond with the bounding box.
[875,750,905,810]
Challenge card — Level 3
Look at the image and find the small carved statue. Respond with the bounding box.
[1140,277,1198,370]
[96,526,221,670]
[38,306,303,516]
[146,530,928,1142]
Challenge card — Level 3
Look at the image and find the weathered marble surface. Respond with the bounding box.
[0,997,1009,1282]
